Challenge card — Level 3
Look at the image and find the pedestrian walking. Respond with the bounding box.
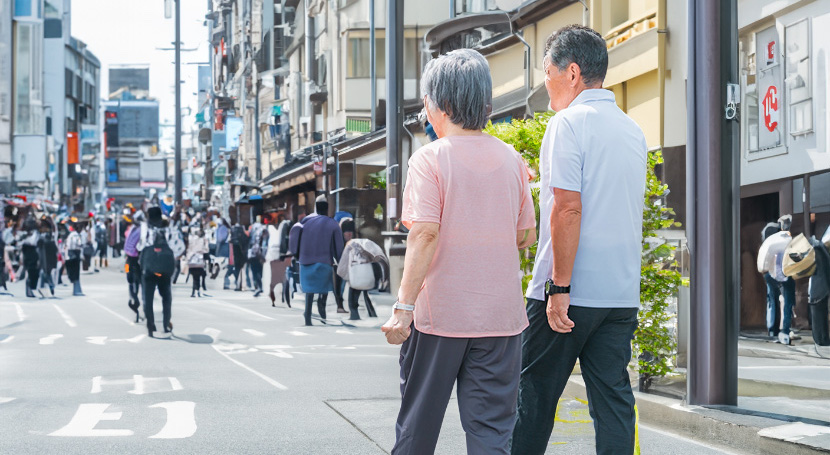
[808,226,830,346]
[337,238,387,320]
[229,222,249,291]
[288,195,345,326]
[20,217,41,298]
[186,227,209,298]
[381,48,536,455]
[266,214,292,307]
[138,207,183,338]
[64,221,84,296]
[94,217,109,269]
[511,26,647,455]
[124,211,145,322]
[248,215,266,297]
[81,222,95,273]
[757,215,796,344]
[37,216,58,297]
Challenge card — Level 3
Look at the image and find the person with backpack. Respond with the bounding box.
[757,215,796,344]
[64,221,84,296]
[37,216,58,297]
[186,227,209,298]
[124,211,145,323]
[138,207,185,338]
[229,222,249,291]
[20,217,41,298]
[248,216,266,297]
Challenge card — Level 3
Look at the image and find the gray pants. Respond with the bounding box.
[393,326,521,455]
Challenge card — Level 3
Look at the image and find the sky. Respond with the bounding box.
[70,0,210,152]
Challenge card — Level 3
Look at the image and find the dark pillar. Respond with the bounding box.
[686,0,740,405]
[174,0,183,204]
[385,0,403,231]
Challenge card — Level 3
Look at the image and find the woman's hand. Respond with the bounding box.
[381,310,414,345]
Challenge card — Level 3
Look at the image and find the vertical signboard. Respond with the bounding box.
[67,131,79,165]
[755,26,782,150]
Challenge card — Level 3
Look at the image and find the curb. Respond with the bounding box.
[564,377,830,454]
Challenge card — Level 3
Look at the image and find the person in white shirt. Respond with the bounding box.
[757,215,796,344]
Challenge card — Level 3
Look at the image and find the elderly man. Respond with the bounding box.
[382,48,536,455]
[510,26,647,455]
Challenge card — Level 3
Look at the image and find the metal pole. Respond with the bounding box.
[386,0,403,231]
[305,0,314,145]
[255,81,261,181]
[206,0,215,193]
[686,0,739,406]
[369,0,376,131]
[175,0,183,204]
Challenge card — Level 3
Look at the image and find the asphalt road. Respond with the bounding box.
[0,266,743,454]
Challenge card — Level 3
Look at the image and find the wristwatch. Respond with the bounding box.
[392,301,415,312]
[545,279,571,297]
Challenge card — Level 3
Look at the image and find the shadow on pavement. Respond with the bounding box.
[172,333,214,344]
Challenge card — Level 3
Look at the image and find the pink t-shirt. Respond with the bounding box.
[401,133,535,338]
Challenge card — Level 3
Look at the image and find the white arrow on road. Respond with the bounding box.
[39,334,63,345]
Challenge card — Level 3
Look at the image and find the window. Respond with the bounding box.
[784,18,812,136]
[347,37,418,79]
[740,33,759,152]
[13,21,43,135]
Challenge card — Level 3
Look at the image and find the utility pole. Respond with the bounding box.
[385,0,403,230]
[686,0,739,406]
[175,0,183,204]
[369,0,376,131]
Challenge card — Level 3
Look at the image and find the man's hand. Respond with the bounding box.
[546,293,575,333]
[382,310,414,345]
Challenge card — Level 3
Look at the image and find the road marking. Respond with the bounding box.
[49,403,134,437]
[0,397,15,404]
[254,345,292,350]
[86,335,146,346]
[0,335,14,344]
[288,330,309,337]
[148,402,197,439]
[87,298,135,326]
[39,334,63,345]
[203,327,221,341]
[87,337,107,345]
[91,376,183,395]
[52,303,77,328]
[336,329,354,335]
[263,351,294,359]
[206,300,275,321]
[243,329,266,337]
[211,344,288,390]
[13,302,25,322]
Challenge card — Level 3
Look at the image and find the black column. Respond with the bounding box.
[686,0,740,405]
[385,0,403,231]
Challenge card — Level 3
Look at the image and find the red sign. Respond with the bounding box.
[762,86,779,132]
[766,40,776,65]
[66,132,79,165]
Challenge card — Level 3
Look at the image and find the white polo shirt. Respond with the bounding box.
[526,89,647,308]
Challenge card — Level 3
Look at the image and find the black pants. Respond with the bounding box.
[304,293,328,324]
[189,267,205,294]
[334,275,345,308]
[126,256,142,312]
[393,326,521,455]
[65,258,81,283]
[249,260,263,291]
[348,287,376,319]
[811,296,830,346]
[143,272,173,332]
[511,299,638,455]
[25,264,39,290]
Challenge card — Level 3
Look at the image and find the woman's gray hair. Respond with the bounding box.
[420,48,492,130]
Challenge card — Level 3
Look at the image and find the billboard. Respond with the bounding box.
[755,26,783,151]
[12,135,47,182]
[109,67,150,95]
[140,159,167,188]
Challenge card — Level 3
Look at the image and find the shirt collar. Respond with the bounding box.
[568,89,616,109]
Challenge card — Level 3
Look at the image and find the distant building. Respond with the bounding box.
[0,0,13,192]
[108,65,151,99]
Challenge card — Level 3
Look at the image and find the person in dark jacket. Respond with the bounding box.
[288,195,344,326]
[20,217,41,298]
[808,231,830,346]
[230,223,249,291]
[37,217,58,297]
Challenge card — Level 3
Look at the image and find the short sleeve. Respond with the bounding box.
[517,157,536,231]
[548,116,583,193]
[401,150,442,229]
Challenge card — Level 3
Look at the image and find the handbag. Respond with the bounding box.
[783,233,816,279]
[188,253,205,268]
[348,260,376,290]
[82,244,95,258]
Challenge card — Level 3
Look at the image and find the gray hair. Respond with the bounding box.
[420,48,492,130]
[545,25,608,87]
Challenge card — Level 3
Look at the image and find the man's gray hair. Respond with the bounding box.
[545,25,608,87]
[420,48,492,130]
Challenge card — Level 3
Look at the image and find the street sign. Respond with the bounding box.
[214,165,226,186]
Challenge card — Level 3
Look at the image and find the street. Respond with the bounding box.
[0,268,742,454]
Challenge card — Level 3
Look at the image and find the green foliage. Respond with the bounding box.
[484,112,553,293]
[635,150,685,389]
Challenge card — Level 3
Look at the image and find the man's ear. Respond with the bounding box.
[568,62,581,86]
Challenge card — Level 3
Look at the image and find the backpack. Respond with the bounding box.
[278,221,293,256]
[230,225,244,245]
[141,227,176,276]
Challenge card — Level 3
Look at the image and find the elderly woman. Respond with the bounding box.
[381,49,536,455]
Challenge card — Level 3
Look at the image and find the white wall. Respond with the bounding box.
[740,2,830,186]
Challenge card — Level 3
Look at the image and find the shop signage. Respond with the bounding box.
[755,26,782,150]
[762,86,779,132]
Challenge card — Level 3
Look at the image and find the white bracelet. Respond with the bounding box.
[392,301,415,312]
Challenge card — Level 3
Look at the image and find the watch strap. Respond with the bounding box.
[393,301,415,312]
